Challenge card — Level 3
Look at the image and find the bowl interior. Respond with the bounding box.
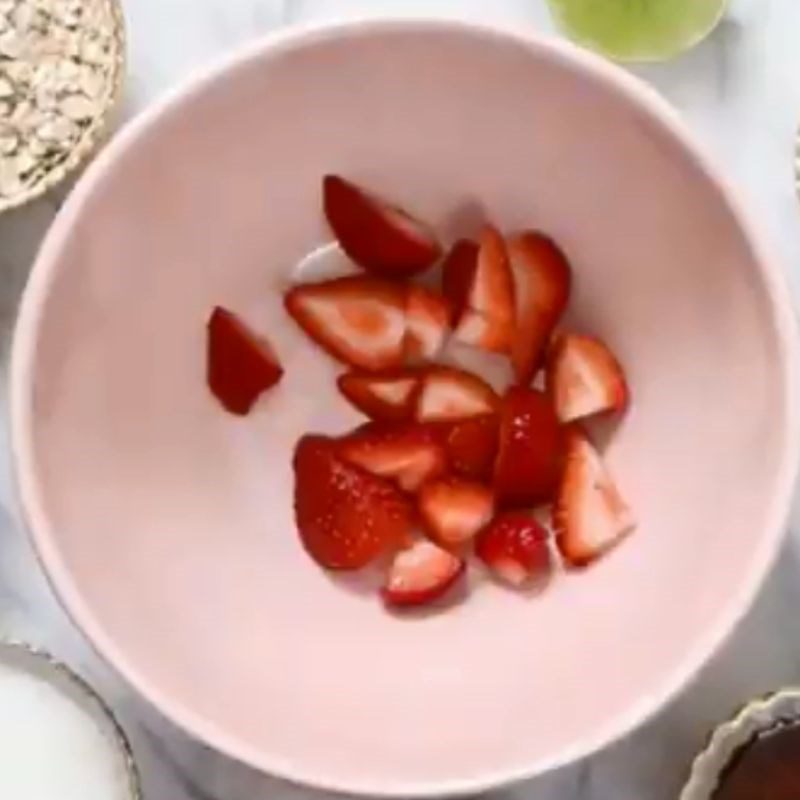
[13,22,796,796]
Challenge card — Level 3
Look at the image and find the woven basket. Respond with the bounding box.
[0,0,126,213]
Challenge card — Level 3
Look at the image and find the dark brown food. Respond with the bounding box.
[713,721,800,800]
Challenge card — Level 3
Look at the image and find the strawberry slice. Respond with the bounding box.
[323,175,441,279]
[493,387,564,508]
[453,225,515,353]
[284,276,406,371]
[453,310,511,354]
[337,423,446,493]
[475,512,552,587]
[465,226,515,323]
[441,238,478,325]
[506,231,571,385]
[546,333,629,422]
[553,427,635,567]
[415,365,499,423]
[418,477,494,547]
[207,306,283,415]
[382,540,466,607]
[337,368,421,422]
[443,414,499,481]
[293,435,413,570]
[404,286,451,361]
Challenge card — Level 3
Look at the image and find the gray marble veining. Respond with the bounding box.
[1,1,800,798]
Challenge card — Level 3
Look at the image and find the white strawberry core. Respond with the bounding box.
[369,378,416,406]
[396,452,439,493]
[453,309,490,347]
[573,442,635,553]
[357,447,438,493]
[431,492,493,543]
[407,309,446,359]
[388,541,460,592]
[493,558,529,587]
[558,348,612,422]
[418,375,493,421]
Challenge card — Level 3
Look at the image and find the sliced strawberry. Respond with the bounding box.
[453,225,515,353]
[465,226,516,322]
[404,286,451,361]
[415,365,499,423]
[443,414,499,481]
[453,309,511,354]
[475,512,552,587]
[207,306,283,415]
[441,238,478,324]
[493,387,564,508]
[293,435,413,570]
[337,368,421,422]
[322,175,441,279]
[546,333,629,422]
[337,423,446,493]
[553,427,635,567]
[284,276,406,371]
[418,477,494,547]
[382,540,466,607]
[506,231,571,385]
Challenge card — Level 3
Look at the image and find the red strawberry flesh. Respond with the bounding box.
[493,387,564,508]
[284,276,406,371]
[507,231,571,385]
[475,512,552,587]
[453,226,515,353]
[443,414,499,480]
[293,435,413,570]
[441,238,479,325]
[337,423,446,493]
[323,175,441,279]
[207,306,283,415]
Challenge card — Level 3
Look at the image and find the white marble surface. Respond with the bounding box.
[2,0,800,798]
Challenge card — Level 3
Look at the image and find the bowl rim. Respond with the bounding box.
[8,17,800,798]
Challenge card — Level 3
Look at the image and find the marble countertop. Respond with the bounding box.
[2,0,800,798]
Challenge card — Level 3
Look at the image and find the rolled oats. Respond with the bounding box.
[0,0,123,205]
[0,129,17,154]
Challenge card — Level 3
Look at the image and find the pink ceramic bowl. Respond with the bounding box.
[10,19,800,797]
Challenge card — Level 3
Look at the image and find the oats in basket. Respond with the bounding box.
[0,0,121,201]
